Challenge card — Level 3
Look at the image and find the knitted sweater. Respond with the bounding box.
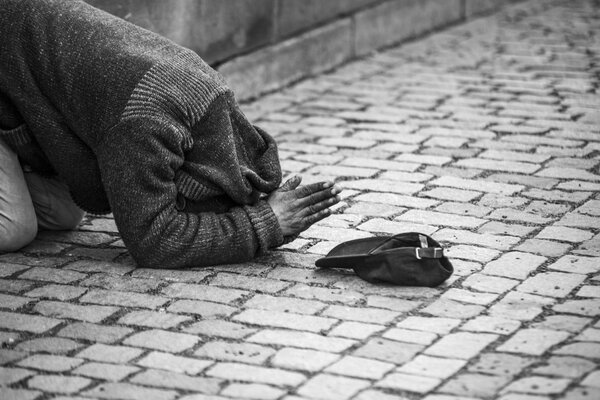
[0,0,284,268]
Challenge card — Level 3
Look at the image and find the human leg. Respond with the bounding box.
[24,171,85,231]
[0,138,38,251]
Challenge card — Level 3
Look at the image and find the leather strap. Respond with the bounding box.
[415,247,444,259]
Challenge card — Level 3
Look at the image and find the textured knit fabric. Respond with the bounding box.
[0,0,284,268]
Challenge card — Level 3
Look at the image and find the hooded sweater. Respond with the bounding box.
[0,0,284,268]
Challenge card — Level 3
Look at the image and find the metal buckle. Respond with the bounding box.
[415,248,422,259]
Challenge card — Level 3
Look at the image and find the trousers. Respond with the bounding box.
[0,138,85,252]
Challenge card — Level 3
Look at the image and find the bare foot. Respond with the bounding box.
[267,175,341,237]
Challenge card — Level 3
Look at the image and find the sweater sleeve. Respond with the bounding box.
[95,117,283,269]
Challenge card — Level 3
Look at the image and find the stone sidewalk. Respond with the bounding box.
[1,0,599,399]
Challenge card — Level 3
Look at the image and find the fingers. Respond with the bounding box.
[296,181,333,198]
[296,184,340,209]
[279,175,302,191]
[303,208,332,227]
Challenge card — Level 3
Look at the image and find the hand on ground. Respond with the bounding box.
[267,175,341,237]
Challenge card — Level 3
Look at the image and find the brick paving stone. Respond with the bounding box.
[76,343,143,363]
[431,176,524,196]
[195,341,275,364]
[284,283,364,305]
[517,272,586,297]
[207,362,305,387]
[83,382,177,400]
[0,278,36,294]
[328,321,385,340]
[130,369,222,393]
[496,329,570,356]
[446,245,501,263]
[0,259,31,277]
[17,266,87,284]
[344,202,405,217]
[266,266,340,285]
[396,316,461,334]
[524,189,593,204]
[482,252,546,280]
[436,229,520,250]
[439,373,510,398]
[532,315,591,333]
[162,283,248,304]
[79,289,168,309]
[325,356,395,379]
[25,284,87,301]
[515,239,571,257]
[0,366,34,385]
[16,337,83,354]
[17,354,83,372]
[380,170,433,182]
[221,383,285,400]
[435,202,491,218]
[488,209,551,225]
[130,268,212,283]
[426,332,498,360]
[421,187,482,202]
[0,388,41,400]
[271,348,339,372]
[340,179,423,194]
[489,292,554,321]
[366,295,420,312]
[322,304,399,324]
[479,193,528,209]
[167,299,237,318]
[421,299,485,319]
[442,288,499,306]
[576,286,600,298]
[554,342,600,359]
[536,167,599,181]
[358,218,437,235]
[118,310,192,328]
[581,371,600,388]
[297,374,370,400]
[58,322,133,344]
[248,329,355,352]
[533,356,596,379]
[0,293,32,309]
[468,353,534,377]
[462,274,519,294]
[396,210,486,228]
[377,372,441,394]
[0,348,25,365]
[554,299,600,317]
[183,319,257,339]
[353,338,423,363]
[301,225,373,242]
[137,351,213,374]
[354,192,440,208]
[123,329,199,353]
[80,274,161,293]
[242,294,327,314]
[525,201,571,217]
[382,328,438,345]
[73,361,139,381]
[234,309,337,332]
[460,316,521,335]
[0,311,62,333]
[33,301,118,323]
[27,374,92,394]
[503,376,571,395]
[397,355,467,379]
[536,226,594,243]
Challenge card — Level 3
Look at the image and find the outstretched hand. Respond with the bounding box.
[267,175,341,237]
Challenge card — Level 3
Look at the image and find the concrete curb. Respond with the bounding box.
[219,0,521,100]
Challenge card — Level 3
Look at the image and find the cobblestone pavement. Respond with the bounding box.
[2,0,600,399]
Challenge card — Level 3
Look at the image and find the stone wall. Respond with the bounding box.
[86,0,518,100]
